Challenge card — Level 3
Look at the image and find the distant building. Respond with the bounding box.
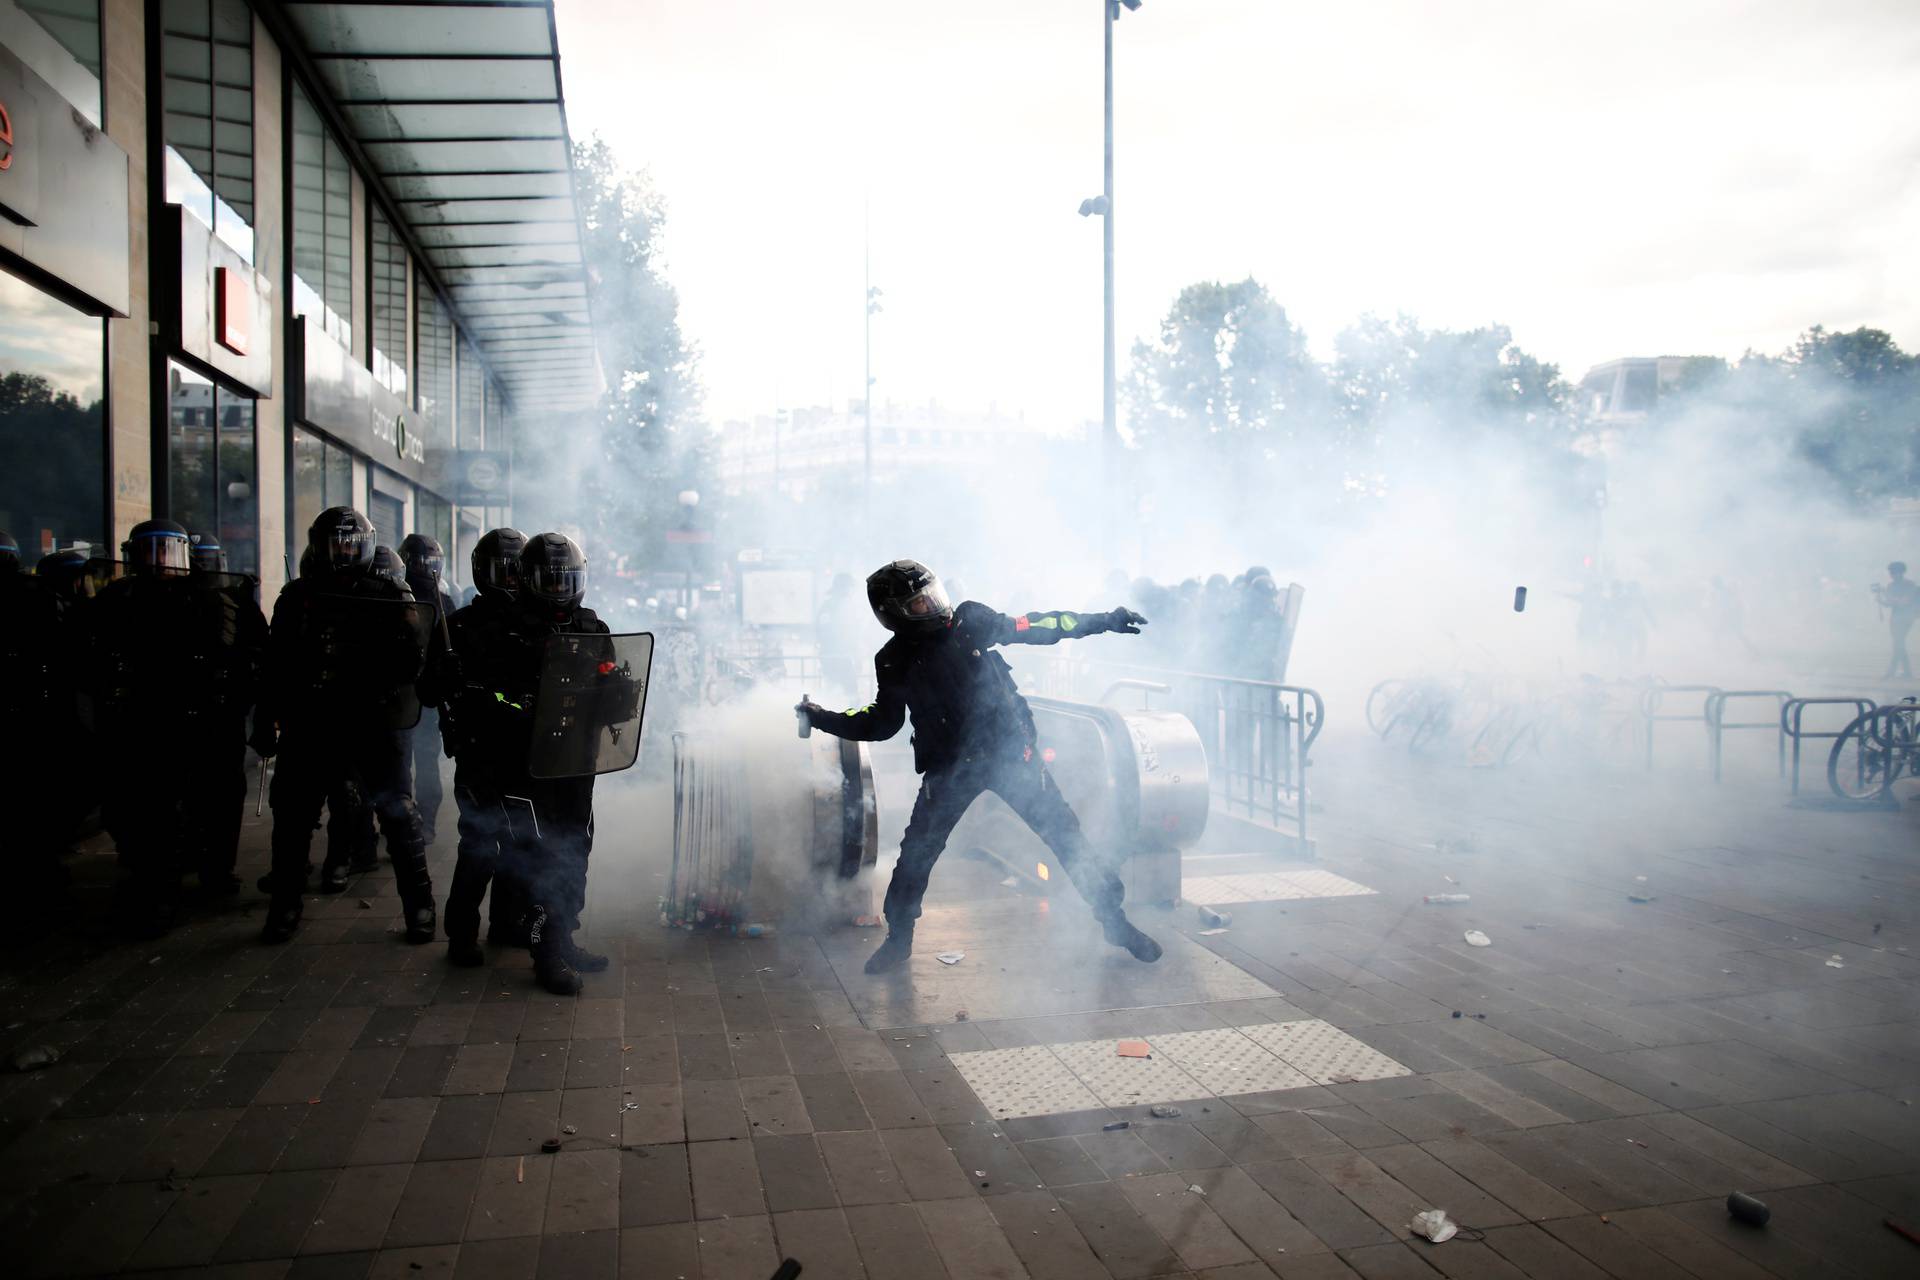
[718,402,1074,500]
[1579,357,1714,424]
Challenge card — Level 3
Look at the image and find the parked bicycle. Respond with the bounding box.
[1828,697,1919,802]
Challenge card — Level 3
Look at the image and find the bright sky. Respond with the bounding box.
[554,0,1920,430]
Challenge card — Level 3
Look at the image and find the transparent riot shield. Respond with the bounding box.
[529,632,654,779]
[289,592,438,731]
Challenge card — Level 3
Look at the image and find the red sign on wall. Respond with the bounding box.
[215,266,250,355]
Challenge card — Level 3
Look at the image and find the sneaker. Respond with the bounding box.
[535,951,584,995]
[404,903,438,945]
[319,863,351,893]
[447,937,485,968]
[1101,914,1163,963]
[262,899,302,944]
[563,936,610,974]
[863,930,914,974]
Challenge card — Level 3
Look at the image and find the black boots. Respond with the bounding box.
[864,928,915,974]
[262,897,302,944]
[403,900,438,944]
[529,906,584,995]
[1102,913,1163,963]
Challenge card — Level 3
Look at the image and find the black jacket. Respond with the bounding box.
[80,572,266,735]
[809,601,1120,773]
[259,566,426,732]
[448,599,610,778]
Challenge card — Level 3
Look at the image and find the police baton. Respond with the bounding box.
[255,755,271,817]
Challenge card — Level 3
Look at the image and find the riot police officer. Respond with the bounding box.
[432,527,530,964]
[799,560,1161,974]
[2,545,87,919]
[79,519,228,933]
[183,532,268,895]
[399,533,457,843]
[255,508,437,943]
[450,532,609,993]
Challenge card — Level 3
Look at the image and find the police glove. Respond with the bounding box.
[1107,607,1149,634]
[249,721,279,759]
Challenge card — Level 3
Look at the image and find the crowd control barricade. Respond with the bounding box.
[1639,684,1722,771]
[1035,656,1323,853]
[1781,697,1877,796]
[1704,689,1791,784]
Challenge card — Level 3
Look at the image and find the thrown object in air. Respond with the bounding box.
[1409,1208,1460,1243]
[1726,1191,1771,1227]
[1513,586,1527,612]
[1463,930,1492,948]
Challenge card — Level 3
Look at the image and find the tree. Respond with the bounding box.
[516,136,707,564]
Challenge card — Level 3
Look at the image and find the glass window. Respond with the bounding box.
[0,271,106,558]
[371,208,408,396]
[291,82,352,346]
[417,491,452,565]
[456,336,483,448]
[483,381,501,451]
[161,0,254,262]
[166,363,258,574]
[290,425,355,566]
[415,267,452,421]
[10,0,102,124]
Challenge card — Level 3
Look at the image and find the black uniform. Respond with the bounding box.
[182,569,269,890]
[435,590,529,949]
[1,570,87,907]
[404,566,457,842]
[258,565,436,940]
[808,599,1139,937]
[82,569,244,928]
[449,596,609,976]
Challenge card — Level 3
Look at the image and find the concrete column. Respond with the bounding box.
[252,15,288,599]
[101,0,149,546]
[349,169,368,367]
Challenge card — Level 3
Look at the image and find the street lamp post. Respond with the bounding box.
[1083,1,1140,534]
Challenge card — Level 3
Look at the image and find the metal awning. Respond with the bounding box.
[278,1,602,413]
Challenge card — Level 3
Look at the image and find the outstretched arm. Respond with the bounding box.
[974,603,1148,648]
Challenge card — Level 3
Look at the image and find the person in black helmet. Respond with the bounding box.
[399,533,457,843]
[253,507,437,943]
[180,531,268,895]
[76,519,213,932]
[188,531,228,574]
[446,531,608,992]
[2,546,88,921]
[797,560,1159,974]
[429,527,532,962]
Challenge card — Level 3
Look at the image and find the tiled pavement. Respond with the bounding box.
[1,728,1917,1279]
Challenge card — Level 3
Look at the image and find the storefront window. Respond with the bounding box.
[167,362,257,574]
[371,208,408,396]
[290,425,354,560]
[291,82,352,346]
[417,491,452,564]
[483,382,501,451]
[0,272,105,557]
[415,267,453,422]
[456,336,484,449]
[9,0,102,124]
[161,0,254,262]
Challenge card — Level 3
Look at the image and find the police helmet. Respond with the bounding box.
[867,559,952,635]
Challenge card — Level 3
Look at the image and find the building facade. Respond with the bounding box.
[0,0,600,597]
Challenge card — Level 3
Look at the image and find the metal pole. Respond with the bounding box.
[863,208,874,552]
[1102,0,1117,517]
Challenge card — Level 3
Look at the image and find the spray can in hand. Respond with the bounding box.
[796,694,813,739]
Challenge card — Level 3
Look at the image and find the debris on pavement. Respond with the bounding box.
[562,1125,578,1135]
[1116,1040,1152,1058]
[853,914,882,928]
[1197,905,1231,928]
[1463,930,1492,948]
[1199,928,1228,936]
[1826,955,1846,969]
[1149,1105,1182,1118]
[541,1138,562,1153]
[1425,893,1471,905]
[1409,1209,1460,1243]
[8,1044,60,1072]
[1102,1121,1130,1131]
[516,1156,524,1184]
[1726,1191,1770,1226]
[936,952,965,965]
[1187,1184,1206,1196]
[953,1010,969,1022]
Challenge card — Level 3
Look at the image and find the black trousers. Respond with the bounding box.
[885,748,1123,930]
[410,707,445,841]
[105,759,183,900]
[444,760,527,944]
[181,719,248,882]
[1890,617,1915,679]
[271,725,430,908]
[496,774,595,950]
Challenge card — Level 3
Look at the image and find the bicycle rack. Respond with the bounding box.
[1640,684,1722,770]
[1781,697,1876,795]
[1703,690,1791,783]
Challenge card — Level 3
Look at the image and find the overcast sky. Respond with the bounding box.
[554,0,1920,430]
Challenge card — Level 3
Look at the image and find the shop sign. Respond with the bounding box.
[214,266,250,354]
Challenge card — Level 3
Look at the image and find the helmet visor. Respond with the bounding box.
[131,531,191,573]
[527,563,587,604]
[325,526,372,569]
[900,582,951,619]
[477,554,521,595]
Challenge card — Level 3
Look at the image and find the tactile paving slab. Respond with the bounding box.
[1146,1027,1317,1096]
[1239,1018,1412,1084]
[1047,1037,1208,1108]
[1181,869,1379,905]
[947,1043,1105,1118]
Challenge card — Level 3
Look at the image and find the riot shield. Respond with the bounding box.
[529,631,654,779]
[288,592,438,731]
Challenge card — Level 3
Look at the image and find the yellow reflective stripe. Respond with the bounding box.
[843,703,874,715]
[1062,613,1079,631]
[1031,615,1059,630]
[493,691,524,711]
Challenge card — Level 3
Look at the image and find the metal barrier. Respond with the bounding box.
[1040,656,1323,850]
[1639,684,1722,770]
[1781,697,1877,795]
[1704,690,1791,783]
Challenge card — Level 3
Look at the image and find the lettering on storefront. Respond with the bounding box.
[372,409,425,465]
